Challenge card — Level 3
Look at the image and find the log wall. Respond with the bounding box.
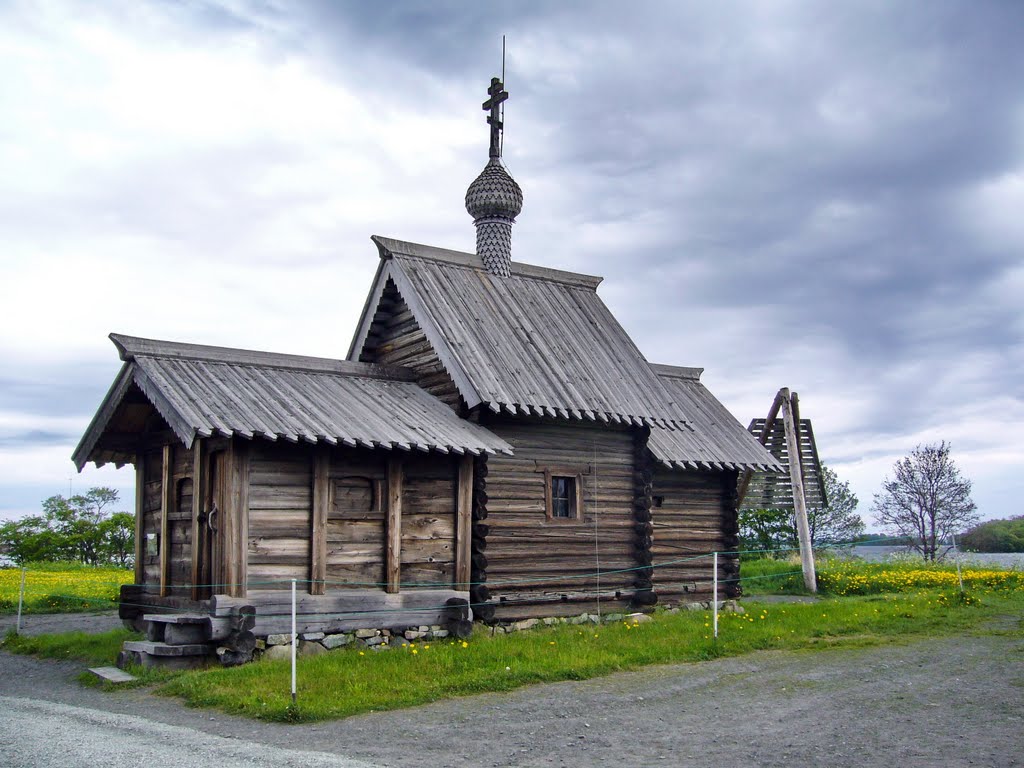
[246,443,311,588]
[400,455,457,588]
[358,279,462,409]
[650,465,741,603]
[480,417,637,619]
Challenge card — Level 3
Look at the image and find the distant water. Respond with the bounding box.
[850,546,1024,569]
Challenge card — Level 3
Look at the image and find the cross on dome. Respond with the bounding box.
[482,77,508,159]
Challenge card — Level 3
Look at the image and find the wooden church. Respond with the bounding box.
[74,77,781,643]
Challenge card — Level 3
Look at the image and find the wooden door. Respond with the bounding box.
[195,451,226,599]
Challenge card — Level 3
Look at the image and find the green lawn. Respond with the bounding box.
[5,557,1021,723]
[160,586,1023,722]
[0,563,131,614]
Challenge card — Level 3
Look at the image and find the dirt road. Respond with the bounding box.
[1,614,1021,767]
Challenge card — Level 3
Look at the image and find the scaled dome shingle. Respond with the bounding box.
[465,158,523,220]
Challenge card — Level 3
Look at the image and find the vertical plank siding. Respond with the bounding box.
[481,417,637,619]
[650,465,741,602]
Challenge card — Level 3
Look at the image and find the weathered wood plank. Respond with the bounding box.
[386,458,402,594]
[456,455,472,588]
[311,448,329,595]
[134,452,145,585]
[159,444,173,597]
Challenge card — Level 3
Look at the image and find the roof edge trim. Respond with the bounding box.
[110,333,416,382]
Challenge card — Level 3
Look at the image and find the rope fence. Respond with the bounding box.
[3,533,992,632]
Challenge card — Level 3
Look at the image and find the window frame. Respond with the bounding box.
[540,466,587,523]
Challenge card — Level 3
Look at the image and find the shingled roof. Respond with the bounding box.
[73,334,512,470]
[348,236,688,428]
[646,365,783,472]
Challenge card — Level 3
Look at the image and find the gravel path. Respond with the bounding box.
[0,611,123,637]
[1,611,1021,767]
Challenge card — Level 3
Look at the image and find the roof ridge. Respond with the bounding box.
[109,334,416,382]
[371,235,603,290]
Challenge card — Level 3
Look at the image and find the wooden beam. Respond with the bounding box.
[223,441,251,598]
[780,388,816,593]
[386,458,403,594]
[133,452,144,585]
[159,444,173,597]
[311,447,330,595]
[736,388,788,508]
[455,455,473,589]
[190,439,204,601]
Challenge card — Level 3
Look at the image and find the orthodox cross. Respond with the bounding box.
[482,76,508,158]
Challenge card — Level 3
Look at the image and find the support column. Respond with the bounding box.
[780,389,817,593]
[455,455,474,589]
[222,441,250,598]
[311,448,330,595]
[134,452,145,586]
[386,458,403,594]
[159,444,173,597]
[190,439,205,600]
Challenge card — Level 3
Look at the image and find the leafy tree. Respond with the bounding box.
[960,515,1024,553]
[740,464,864,554]
[872,442,978,561]
[807,466,864,546]
[0,487,133,567]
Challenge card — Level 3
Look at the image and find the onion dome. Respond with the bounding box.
[465,157,523,221]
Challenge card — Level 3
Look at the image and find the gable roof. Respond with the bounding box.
[647,365,783,472]
[73,334,512,470]
[348,236,688,428]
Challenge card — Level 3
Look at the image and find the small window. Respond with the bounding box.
[653,495,664,508]
[551,476,575,519]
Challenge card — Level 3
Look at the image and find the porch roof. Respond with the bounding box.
[73,334,513,469]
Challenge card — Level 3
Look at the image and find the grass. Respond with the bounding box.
[5,557,1021,723]
[160,586,1023,723]
[2,627,137,666]
[0,563,132,614]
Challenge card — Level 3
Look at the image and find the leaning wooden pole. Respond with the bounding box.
[780,388,817,593]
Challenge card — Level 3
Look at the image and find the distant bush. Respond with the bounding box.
[960,516,1024,553]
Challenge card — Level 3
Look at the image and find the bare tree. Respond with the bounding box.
[872,442,978,561]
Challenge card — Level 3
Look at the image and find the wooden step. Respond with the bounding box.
[142,613,208,624]
[119,640,214,670]
[142,613,210,644]
[88,666,136,684]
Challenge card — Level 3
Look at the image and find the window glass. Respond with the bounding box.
[551,475,575,518]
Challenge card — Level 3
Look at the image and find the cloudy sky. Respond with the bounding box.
[1,0,1021,528]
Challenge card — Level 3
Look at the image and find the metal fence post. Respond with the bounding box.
[712,552,718,640]
[16,568,26,635]
[291,578,297,705]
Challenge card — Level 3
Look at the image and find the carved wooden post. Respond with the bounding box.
[134,451,145,586]
[386,458,403,594]
[190,438,205,600]
[455,455,474,589]
[311,447,330,596]
[159,444,173,597]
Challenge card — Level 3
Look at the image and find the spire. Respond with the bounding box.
[466,76,522,277]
